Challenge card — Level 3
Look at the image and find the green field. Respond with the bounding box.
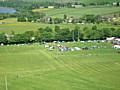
[0,19,119,34]
[1,7,120,34]
[0,42,120,90]
[0,1,120,90]
[22,0,120,4]
[33,7,120,18]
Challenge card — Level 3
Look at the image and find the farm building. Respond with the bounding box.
[71,5,83,8]
[67,17,74,23]
[48,6,54,9]
[113,2,120,6]
[39,6,45,9]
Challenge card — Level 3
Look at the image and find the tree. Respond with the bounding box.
[55,25,60,33]
[38,27,54,41]
[84,14,96,23]
[73,26,81,41]
[88,25,98,39]
[84,14,102,24]
[112,28,120,37]
[100,28,112,39]
[54,18,63,24]
[43,27,54,41]
[55,27,71,41]
[64,14,67,20]
[83,27,89,39]
[92,25,97,30]
[12,34,29,43]
[34,31,42,42]
[24,31,35,42]
[17,17,26,22]
[0,33,7,44]
[116,2,120,7]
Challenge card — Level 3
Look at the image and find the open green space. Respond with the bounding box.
[0,42,120,90]
[0,20,119,34]
[33,7,120,18]
[0,2,120,90]
[22,0,119,4]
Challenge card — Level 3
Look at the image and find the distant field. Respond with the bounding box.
[0,18,17,23]
[0,22,75,33]
[0,42,120,90]
[32,8,53,12]
[22,0,119,4]
[0,20,119,34]
[33,7,120,18]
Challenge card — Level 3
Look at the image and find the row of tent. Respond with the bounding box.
[44,44,107,52]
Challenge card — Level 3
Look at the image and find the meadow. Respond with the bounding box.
[0,19,119,34]
[23,0,119,5]
[0,6,120,34]
[0,42,120,90]
[33,7,120,18]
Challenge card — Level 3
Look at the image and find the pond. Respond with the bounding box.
[0,7,16,14]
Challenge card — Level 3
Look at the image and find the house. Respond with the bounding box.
[45,17,53,24]
[101,16,113,22]
[113,2,120,6]
[72,5,83,8]
[67,17,74,23]
[113,2,117,6]
[48,6,54,9]
[39,6,44,9]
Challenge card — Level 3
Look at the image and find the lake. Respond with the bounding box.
[0,7,16,14]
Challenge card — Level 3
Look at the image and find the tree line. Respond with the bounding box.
[0,26,120,45]
[0,0,118,10]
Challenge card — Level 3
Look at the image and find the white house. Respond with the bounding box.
[48,6,54,9]
[72,5,83,8]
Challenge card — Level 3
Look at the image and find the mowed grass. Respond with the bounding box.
[0,42,120,90]
[33,7,120,18]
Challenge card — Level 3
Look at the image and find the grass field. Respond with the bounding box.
[23,0,119,4]
[0,42,120,90]
[0,7,120,34]
[0,19,119,34]
[33,7,120,18]
[0,18,17,23]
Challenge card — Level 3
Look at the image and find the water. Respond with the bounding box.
[0,7,16,14]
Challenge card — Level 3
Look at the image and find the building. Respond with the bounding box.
[113,2,120,6]
[72,5,83,8]
[48,6,54,9]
